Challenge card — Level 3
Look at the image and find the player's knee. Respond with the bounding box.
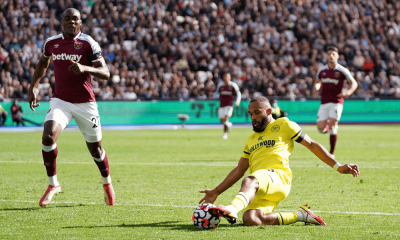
[42,133,56,145]
[89,146,102,159]
[242,176,259,189]
[243,212,262,226]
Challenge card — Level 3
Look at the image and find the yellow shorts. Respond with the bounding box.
[243,169,291,214]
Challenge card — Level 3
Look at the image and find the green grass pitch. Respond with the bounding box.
[1,125,399,239]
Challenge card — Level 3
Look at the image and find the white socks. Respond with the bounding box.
[48,175,111,186]
[296,210,304,221]
[329,128,338,135]
[225,205,239,215]
[49,175,59,187]
[102,175,112,184]
[48,174,111,186]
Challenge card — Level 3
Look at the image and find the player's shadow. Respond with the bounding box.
[63,221,242,231]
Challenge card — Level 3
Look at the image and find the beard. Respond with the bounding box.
[252,116,269,133]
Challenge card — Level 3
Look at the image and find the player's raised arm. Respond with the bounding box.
[199,157,249,204]
[299,133,360,177]
[28,55,51,111]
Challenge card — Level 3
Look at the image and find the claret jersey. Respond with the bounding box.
[215,82,241,107]
[43,30,103,103]
[315,64,352,104]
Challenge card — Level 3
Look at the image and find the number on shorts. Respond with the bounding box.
[91,117,100,128]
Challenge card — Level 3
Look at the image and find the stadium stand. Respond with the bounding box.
[0,0,399,101]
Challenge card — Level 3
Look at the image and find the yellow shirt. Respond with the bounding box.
[242,117,304,183]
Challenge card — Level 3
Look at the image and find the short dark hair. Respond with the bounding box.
[250,96,271,108]
[326,46,339,53]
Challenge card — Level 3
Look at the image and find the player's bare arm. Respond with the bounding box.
[68,58,110,80]
[299,134,360,177]
[337,76,358,98]
[199,157,249,204]
[28,55,51,111]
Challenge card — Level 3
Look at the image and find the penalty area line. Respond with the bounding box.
[0,200,399,216]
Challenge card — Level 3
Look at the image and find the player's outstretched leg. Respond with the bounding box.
[40,143,61,207]
[209,205,238,224]
[92,147,115,205]
[241,205,326,226]
[209,176,258,224]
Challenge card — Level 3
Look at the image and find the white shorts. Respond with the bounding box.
[219,106,233,119]
[45,98,102,142]
[317,103,343,122]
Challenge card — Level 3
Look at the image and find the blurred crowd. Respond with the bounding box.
[1,0,400,102]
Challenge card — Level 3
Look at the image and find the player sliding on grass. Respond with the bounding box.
[199,96,359,226]
[27,8,115,207]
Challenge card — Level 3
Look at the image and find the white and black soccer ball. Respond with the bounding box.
[192,203,220,229]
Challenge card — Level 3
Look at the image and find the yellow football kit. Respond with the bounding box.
[241,117,305,214]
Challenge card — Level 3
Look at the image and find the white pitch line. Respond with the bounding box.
[0,199,399,216]
[0,160,399,169]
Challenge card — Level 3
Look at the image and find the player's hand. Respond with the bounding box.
[337,164,360,177]
[337,92,350,98]
[235,102,240,107]
[27,90,40,111]
[68,59,87,74]
[199,189,219,204]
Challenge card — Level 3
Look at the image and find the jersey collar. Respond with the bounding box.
[62,30,82,40]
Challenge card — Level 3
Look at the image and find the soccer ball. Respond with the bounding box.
[192,203,220,229]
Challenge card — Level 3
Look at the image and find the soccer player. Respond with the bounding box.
[270,99,287,119]
[314,46,358,157]
[27,8,115,207]
[214,73,241,139]
[199,96,359,226]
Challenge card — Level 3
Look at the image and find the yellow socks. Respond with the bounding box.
[229,192,249,212]
[276,212,299,225]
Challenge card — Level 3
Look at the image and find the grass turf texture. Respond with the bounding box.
[1,125,399,239]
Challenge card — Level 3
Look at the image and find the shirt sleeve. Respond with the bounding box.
[90,41,103,63]
[232,82,241,104]
[286,119,305,143]
[242,135,251,158]
[342,67,353,80]
[315,66,322,80]
[42,38,51,58]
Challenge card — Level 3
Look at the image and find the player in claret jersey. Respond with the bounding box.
[214,73,241,139]
[314,46,358,157]
[27,8,115,207]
